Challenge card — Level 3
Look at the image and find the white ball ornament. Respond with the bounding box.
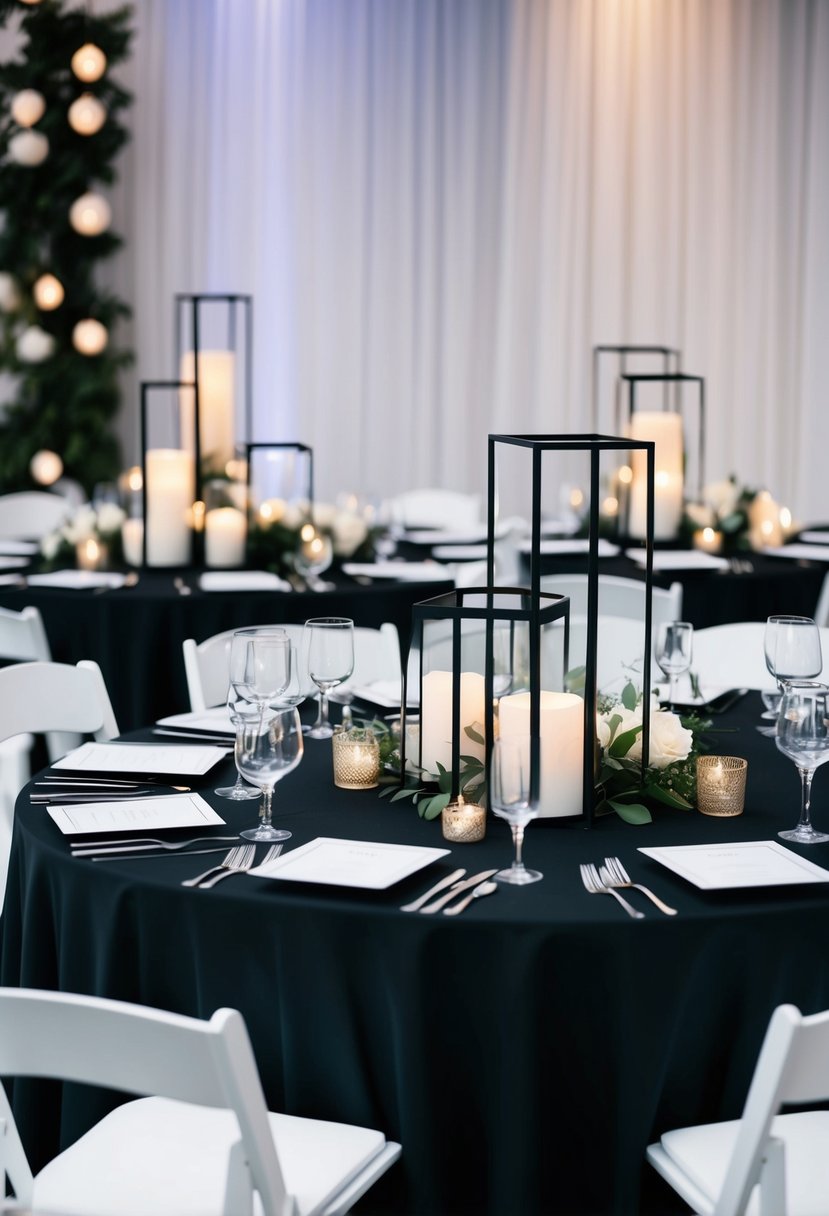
[68,92,106,136]
[69,192,111,236]
[30,450,63,486]
[10,88,45,128]
[33,274,64,311]
[16,326,55,363]
[71,43,107,83]
[8,129,49,166]
[72,318,108,356]
[0,273,22,313]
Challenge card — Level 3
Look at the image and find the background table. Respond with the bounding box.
[0,571,452,731]
[4,696,829,1214]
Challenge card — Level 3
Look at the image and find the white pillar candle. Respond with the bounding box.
[145,448,194,566]
[498,690,584,818]
[205,506,247,568]
[419,670,486,776]
[121,517,144,567]
[748,490,783,548]
[628,411,684,541]
[180,350,236,472]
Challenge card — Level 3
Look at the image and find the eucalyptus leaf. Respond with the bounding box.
[465,725,485,746]
[609,798,652,825]
[643,782,693,810]
[621,682,638,711]
[608,724,642,758]
[418,792,451,820]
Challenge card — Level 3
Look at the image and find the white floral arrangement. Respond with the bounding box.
[596,682,706,824]
[40,502,126,564]
[247,497,373,575]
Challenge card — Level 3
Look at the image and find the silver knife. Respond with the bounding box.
[419,870,498,914]
[400,867,466,912]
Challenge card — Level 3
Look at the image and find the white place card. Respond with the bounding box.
[625,549,730,571]
[53,741,230,776]
[342,561,452,582]
[46,792,225,836]
[26,570,129,590]
[763,543,829,563]
[249,837,450,889]
[517,538,621,558]
[638,840,829,890]
[156,708,235,734]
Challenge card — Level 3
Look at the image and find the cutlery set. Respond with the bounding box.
[580,856,677,919]
[69,836,282,887]
[400,869,498,915]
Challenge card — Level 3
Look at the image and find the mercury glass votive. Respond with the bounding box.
[332,728,381,790]
[76,537,108,571]
[442,794,487,843]
[696,756,748,817]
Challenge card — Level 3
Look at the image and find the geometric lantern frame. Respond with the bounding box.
[622,371,706,504]
[487,433,657,822]
[591,344,682,434]
[244,442,315,522]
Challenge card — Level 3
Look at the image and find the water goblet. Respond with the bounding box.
[304,617,355,739]
[229,627,292,709]
[214,696,263,801]
[775,681,829,844]
[235,706,304,842]
[764,615,822,688]
[293,530,334,591]
[654,621,693,711]
[490,734,542,885]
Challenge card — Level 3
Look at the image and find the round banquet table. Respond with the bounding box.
[4,697,829,1215]
[0,571,452,732]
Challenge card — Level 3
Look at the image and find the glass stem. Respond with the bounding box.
[799,766,815,831]
[511,823,526,871]
[314,691,329,731]
[260,787,273,828]
[668,673,677,712]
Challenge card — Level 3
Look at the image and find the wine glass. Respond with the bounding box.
[293,530,334,591]
[229,627,292,709]
[218,628,291,799]
[654,621,694,711]
[235,706,304,842]
[775,681,829,844]
[764,615,822,688]
[304,617,355,739]
[490,734,542,885]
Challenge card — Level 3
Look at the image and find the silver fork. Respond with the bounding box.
[71,835,238,856]
[579,863,644,919]
[181,844,256,888]
[601,857,677,916]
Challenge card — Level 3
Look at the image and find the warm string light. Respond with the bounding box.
[10,88,45,127]
[72,318,108,355]
[29,449,63,486]
[68,92,106,136]
[33,273,64,310]
[69,192,111,236]
[71,43,107,83]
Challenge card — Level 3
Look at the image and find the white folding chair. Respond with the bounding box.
[0,659,118,759]
[0,491,70,539]
[815,573,829,628]
[387,488,481,531]
[183,624,402,711]
[539,573,683,630]
[0,986,401,1216]
[647,1002,829,1216]
[0,607,53,812]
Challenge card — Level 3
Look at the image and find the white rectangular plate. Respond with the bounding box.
[0,540,38,556]
[625,548,730,571]
[763,544,829,563]
[198,570,291,592]
[638,840,829,890]
[53,741,230,775]
[46,792,225,836]
[517,538,620,558]
[249,837,450,889]
[342,561,451,582]
[26,570,129,589]
[0,556,29,570]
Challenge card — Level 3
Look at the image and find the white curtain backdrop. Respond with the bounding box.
[109,0,829,519]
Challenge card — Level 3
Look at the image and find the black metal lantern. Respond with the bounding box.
[139,379,198,568]
[402,587,573,816]
[486,433,657,822]
[591,345,682,433]
[175,293,253,497]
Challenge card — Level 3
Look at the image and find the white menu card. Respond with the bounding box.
[53,741,230,775]
[46,792,225,836]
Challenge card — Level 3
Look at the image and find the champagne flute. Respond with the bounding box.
[775,681,829,844]
[654,621,693,711]
[490,734,542,885]
[304,617,355,739]
[235,706,304,842]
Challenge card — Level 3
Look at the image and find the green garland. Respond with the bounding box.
[0,0,133,493]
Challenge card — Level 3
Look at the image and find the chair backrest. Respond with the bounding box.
[815,572,829,628]
[711,1003,829,1216]
[184,623,402,711]
[0,492,70,540]
[539,574,683,629]
[540,614,651,696]
[0,660,118,758]
[388,489,481,530]
[0,605,51,662]
[0,987,288,1214]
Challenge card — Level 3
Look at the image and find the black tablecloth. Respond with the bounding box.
[4,697,829,1213]
[0,572,452,732]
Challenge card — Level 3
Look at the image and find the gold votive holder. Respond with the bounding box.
[332,727,380,789]
[696,755,748,817]
[76,537,108,571]
[692,527,723,555]
[442,794,486,843]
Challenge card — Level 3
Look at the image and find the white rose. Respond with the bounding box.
[332,512,368,557]
[40,530,61,560]
[685,502,716,529]
[597,704,642,751]
[627,709,693,770]
[281,504,304,531]
[702,479,739,519]
[96,503,126,534]
[312,502,337,529]
[63,505,98,543]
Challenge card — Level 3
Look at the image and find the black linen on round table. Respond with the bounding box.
[0,571,452,731]
[4,695,829,1215]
